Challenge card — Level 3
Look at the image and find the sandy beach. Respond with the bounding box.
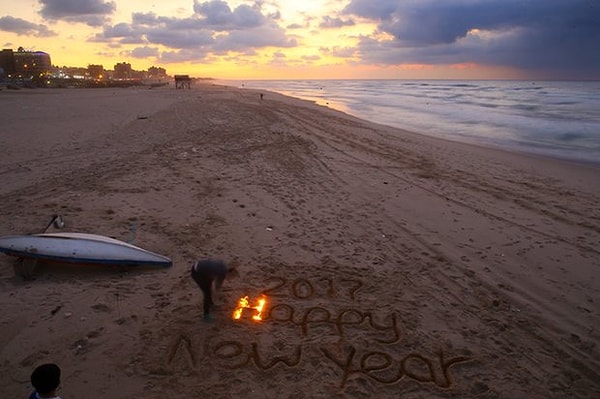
[1,83,599,398]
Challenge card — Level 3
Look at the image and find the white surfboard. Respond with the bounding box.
[0,232,172,267]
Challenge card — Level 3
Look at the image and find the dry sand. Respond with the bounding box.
[0,83,599,398]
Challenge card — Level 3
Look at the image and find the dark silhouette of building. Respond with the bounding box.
[0,47,52,85]
[148,66,167,79]
[1,47,51,80]
[114,62,133,79]
[1,47,175,87]
[14,47,52,79]
[88,64,105,80]
[0,49,16,77]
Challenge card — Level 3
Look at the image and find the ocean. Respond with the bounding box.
[227,80,600,165]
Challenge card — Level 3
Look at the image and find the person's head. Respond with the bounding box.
[31,363,61,397]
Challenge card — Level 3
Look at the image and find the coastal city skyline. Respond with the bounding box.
[1,0,599,81]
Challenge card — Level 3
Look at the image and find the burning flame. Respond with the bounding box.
[233,295,267,321]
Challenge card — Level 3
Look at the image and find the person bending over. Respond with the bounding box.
[191,258,237,320]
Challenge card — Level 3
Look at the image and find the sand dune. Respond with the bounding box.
[1,84,598,398]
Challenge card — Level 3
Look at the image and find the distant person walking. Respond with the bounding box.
[191,259,238,320]
[29,363,61,399]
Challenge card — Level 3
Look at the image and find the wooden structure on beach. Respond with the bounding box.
[174,75,192,89]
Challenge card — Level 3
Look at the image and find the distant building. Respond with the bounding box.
[1,48,171,87]
[0,47,51,82]
[13,47,52,79]
[88,64,105,80]
[56,66,88,80]
[114,62,132,79]
[148,66,167,79]
[0,49,16,77]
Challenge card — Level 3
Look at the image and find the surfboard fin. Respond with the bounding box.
[53,215,65,229]
[42,214,65,233]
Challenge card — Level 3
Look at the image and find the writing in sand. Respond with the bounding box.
[164,275,472,390]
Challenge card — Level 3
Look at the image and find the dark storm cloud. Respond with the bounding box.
[343,0,600,78]
[39,0,116,27]
[0,16,57,37]
[94,1,296,54]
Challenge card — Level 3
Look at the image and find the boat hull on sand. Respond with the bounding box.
[0,232,172,267]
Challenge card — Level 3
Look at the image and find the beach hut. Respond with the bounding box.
[174,75,192,89]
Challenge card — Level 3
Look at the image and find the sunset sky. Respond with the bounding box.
[1,0,599,80]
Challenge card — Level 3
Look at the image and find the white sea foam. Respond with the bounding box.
[231,80,600,165]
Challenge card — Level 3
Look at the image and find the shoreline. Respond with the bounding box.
[234,82,600,178]
[228,79,600,166]
[4,81,599,168]
[1,84,599,398]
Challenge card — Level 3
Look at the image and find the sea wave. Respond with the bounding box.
[228,79,600,165]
